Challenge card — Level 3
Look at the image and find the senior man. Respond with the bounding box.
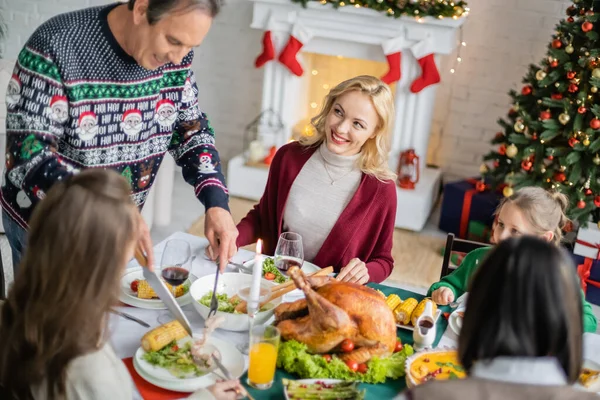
[2,0,237,272]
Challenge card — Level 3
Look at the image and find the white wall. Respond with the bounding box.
[0,0,571,178]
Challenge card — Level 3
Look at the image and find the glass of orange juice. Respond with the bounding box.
[247,325,280,389]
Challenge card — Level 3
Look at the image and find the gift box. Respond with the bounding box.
[467,220,493,244]
[439,178,501,240]
[573,223,600,305]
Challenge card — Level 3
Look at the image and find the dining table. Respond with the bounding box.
[110,231,600,400]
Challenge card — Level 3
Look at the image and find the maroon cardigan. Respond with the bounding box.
[236,142,397,283]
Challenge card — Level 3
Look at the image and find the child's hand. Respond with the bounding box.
[432,287,454,305]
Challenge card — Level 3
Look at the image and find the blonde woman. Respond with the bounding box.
[237,75,397,284]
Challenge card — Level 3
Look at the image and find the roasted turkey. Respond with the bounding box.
[274,267,396,364]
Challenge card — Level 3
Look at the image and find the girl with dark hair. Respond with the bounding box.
[398,236,597,399]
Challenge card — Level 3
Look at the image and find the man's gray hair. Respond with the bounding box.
[127,0,223,24]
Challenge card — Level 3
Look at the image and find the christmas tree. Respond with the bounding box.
[483,0,600,226]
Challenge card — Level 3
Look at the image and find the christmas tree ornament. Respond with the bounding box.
[278,22,314,76]
[537,99,543,105]
[521,159,533,171]
[475,180,486,192]
[521,85,533,95]
[592,86,598,93]
[593,68,600,78]
[585,188,593,196]
[587,10,595,16]
[569,137,579,147]
[479,163,489,174]
[535,70,547,80]
[380,35,408,84]
[555,82,561,88]
[552,39,562,49]
[551,93,563,99]
[565,44,575,54]
[568,83,579,93]
[578,106,587,113]
[566,5,576,15]
[558,113,571,124]
[560,165,567,171]
[568,17,575,23]
[594,154,600,165]
[577,200,587,209]
[540,110,552,120]
[409,37,441,93]
[495,132,504,140]
[583,137,591,146]
[590,118,600,129]
[550,59,559,68]
[540,166,547,173]
[586,51,591,56]
[566,71,576,79]
[582,21,594,32]
[554,171,567,182]
[595,195,600,207]
[498,144,507,155]
[493,160,500,168]
[506,144,518,158]
[548,154,554,160]
[514,120,525,132]
[503,186,514,197]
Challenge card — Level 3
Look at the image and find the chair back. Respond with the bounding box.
[440,233,488,279]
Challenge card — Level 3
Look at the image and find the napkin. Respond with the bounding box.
[123,357,193,400]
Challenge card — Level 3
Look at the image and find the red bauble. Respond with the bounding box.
[493,160,500,168]
[495,132,504,140]
[549,59,559,68]
[539,110,551,120]
[578,106,587,114]
[569,83,579,93]
[595,195,600,207]
[587,11,595,16]
[567,5,576,16]
[521,85,533,95]
[577,200,587,209]
[508,108,517,117]
[554,172,566,182]
[580,9,586,15]
[532,133,538,140]
[569,137,580,147]
[585,188,593,196]
[568,17,575,23]
[521,159,533,171]
[582,21,594,32]
[564,220,574,233]
[548,155,554,161]
[551,93,563,100]
[475,181,486,192]
[590,118,600,129]
[567,71,576,79]
[498,144,506,155]
[552,39,563,49]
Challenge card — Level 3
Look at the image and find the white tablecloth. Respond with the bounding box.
[110,232,600,398]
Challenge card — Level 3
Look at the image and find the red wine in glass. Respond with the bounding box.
[161,266,190,286]
[275,257,303,274]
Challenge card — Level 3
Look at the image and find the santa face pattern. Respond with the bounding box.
[6,75,21,109]
[1,4,229,228]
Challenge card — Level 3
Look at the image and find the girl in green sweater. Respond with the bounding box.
[428,186,598,333]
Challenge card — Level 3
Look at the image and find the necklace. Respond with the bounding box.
[323,161,354,186]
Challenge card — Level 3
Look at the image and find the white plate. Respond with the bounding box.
[283,379,346,400]
[575,359,600,393]
[396,309,442,331]
[448,309,464,336]
[242,258,322,299]
[119,267,197,310]
[133,336,245,392]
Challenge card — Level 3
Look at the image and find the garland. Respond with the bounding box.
[290,0,469,20]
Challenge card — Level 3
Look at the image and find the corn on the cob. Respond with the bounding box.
[385,294,402,310]
[394,298,418,325]
[411,298,438,326]
[141,320,187,352]
[137,280,184,299]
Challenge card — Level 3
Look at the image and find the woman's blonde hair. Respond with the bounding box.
[0,169,139,399]
[496,186,570,244]
[299,75,396,182]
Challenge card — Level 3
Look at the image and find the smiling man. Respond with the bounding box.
[3,0,238,272]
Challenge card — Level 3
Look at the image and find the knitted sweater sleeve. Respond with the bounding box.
[6,38,78,203]
[168,68,229,211]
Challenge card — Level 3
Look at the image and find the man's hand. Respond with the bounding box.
[431,287,454,305]
[336,258,369,285]
[138,213,155,271]
[204,207,238,273]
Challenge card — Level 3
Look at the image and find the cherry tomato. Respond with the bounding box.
[394,339,403,353]
[171,345,179,351]
[341,339,354,353]
[130,280,139,293]
[345,360,358,372]
[264,272,276,281]
[357,363,368,374]
[322,354,332,363]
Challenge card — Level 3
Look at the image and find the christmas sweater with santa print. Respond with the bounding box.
[2,3,229,228]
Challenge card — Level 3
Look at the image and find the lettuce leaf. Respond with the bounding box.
[262,257,288,284]
[277,340,414,384]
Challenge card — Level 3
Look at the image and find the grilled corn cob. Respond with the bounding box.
[394,298,418,325]
[141,320,188,352]
[137,279,184,299]
[385,294,402,310]
[411,298,438,326]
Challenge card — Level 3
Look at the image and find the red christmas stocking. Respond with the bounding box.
[278,23,313,77]
[255,16,276,68]
[380,36,408,84]
[410,37,440,93]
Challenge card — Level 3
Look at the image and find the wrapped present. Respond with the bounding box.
[439,178,501,239]
[467,220,493,244]
[573,224,600,305]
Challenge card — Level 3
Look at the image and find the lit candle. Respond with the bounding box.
[248,140,263,163]
[249,239,263,310]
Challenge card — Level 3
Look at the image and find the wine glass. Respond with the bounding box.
[157,239,192,324]
[274,232,304,276]
[236,283,272,355]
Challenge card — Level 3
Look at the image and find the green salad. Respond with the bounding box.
[284,379,365,399]
[143,340,207,378]
[262,257,288,284]
[277,340,414,384]
[198,291,273,313]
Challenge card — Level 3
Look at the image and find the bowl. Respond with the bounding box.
[189,273,282,332]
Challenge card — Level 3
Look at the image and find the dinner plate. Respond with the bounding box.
[133,335,245,392]
[119,267,197,310]
[283,379,345,400]
[575,359,600,393]
[396,309,442,331]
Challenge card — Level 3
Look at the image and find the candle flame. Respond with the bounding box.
[256,239,262,255]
